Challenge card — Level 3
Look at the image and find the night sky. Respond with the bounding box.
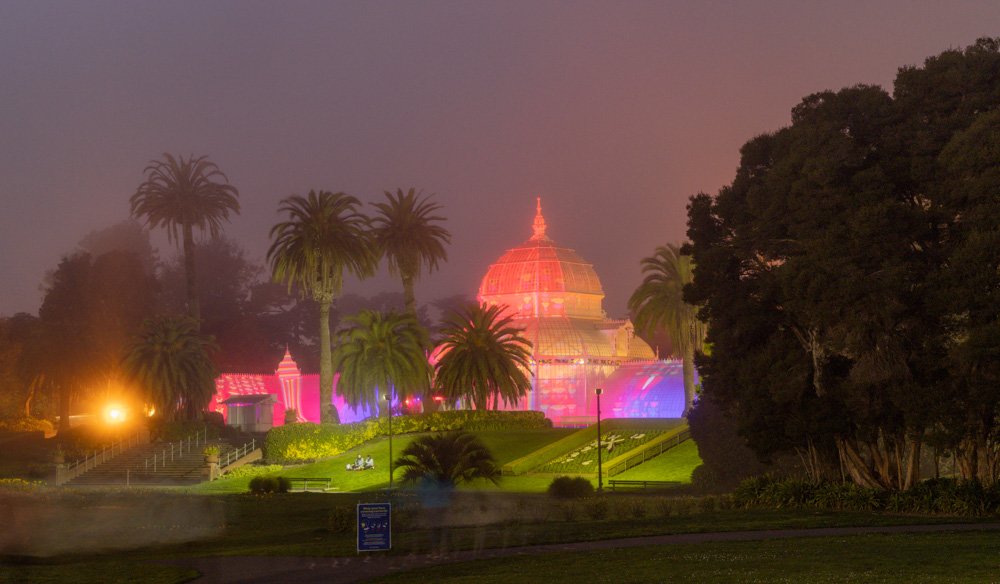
[2,1,998,318]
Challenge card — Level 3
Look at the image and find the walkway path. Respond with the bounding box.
[167,522,1000,583]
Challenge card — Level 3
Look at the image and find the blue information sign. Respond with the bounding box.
[357,502,391,552]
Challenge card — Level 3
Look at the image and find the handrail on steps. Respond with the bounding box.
[59,429,148,484]
[143,427,208,472]
[220,439,256,470]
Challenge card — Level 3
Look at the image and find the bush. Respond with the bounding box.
[547,476,595,499]
[265,410,551,463]
[248,475,291,494]
[731,475,1000,516]
[0,417,55,434]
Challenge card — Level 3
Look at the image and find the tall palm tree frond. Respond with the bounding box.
[267,190,377,423]
[370,188,451,314]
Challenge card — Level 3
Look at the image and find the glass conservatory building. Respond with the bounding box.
[476,199,685,426]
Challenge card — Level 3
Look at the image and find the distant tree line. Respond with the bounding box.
[687,38,1000,488]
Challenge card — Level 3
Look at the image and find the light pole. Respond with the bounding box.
[595,387,603,493]
[385,392,393,489]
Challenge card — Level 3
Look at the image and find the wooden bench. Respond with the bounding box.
[608,479,681,491]
[286,477,334,492]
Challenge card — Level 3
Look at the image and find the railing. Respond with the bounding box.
[143,428,207,472]
[219,439,256,470]
[606,427,691,477]
[58,429,148,485]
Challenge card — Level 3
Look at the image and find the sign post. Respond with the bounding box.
[357,502,391,552]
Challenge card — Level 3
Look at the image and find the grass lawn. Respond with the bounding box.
[612,438,701,483]
[188,428,576,495]
[369,530,1000,583]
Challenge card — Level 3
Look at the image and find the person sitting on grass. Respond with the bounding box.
[355,454,363,469]
[364,455,374,470]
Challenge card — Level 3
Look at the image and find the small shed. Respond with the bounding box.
[221,394,276,432]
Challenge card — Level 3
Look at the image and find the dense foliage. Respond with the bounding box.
[547,476,595,499]
[265,410,549,463]
[122,316,218,421]
[248,475,291,494]
[394,430,501,487]
[687,38,1000,489]
[332,310,432,414]
[434,303,533,410]
[733,476,1000,516]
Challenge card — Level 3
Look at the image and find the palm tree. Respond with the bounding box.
[332,309,432,415]
[628,243,707,415]
[122,316,218,421]
[370,188,451,315]
[130,153,240,323]
[434,303,532,410]
[267,191,376,423]
[394,431,501,487]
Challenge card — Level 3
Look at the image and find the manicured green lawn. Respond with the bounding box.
[189,428,576,494]
[612,438,701,483]
[369,530,1000,583]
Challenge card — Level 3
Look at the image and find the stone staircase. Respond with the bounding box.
[64,439,238,487]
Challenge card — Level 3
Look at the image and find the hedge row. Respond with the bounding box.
[733,475,1000,516]
[266,410,550,463]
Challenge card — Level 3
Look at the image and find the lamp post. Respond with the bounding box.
[385,392,393,489]
[595,387,603,493]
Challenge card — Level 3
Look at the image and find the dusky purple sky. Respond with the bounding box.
[2,1,999,319]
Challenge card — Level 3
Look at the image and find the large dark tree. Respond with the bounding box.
[687,38,1000,488]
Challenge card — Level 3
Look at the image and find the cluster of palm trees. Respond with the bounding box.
[124,153,532,423]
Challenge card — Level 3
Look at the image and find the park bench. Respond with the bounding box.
[608,479,681,491]
[286,477,334,492]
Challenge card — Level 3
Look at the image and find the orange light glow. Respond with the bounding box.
[104,404,127,424]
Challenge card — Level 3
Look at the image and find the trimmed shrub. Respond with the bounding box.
[249,475,287,494]
[547,476,595,499]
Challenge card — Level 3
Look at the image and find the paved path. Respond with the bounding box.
[167,522,1000,583]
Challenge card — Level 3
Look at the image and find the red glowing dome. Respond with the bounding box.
[478,198,605,320]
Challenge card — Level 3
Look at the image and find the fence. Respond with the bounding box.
[143,427,207,472]
[605,427,691,477]
[58,429,148,485]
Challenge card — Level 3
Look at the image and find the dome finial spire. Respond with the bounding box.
[531,197,548,240]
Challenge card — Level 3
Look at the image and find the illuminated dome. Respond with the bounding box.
[479,198,605,320]
[473,199,662,426]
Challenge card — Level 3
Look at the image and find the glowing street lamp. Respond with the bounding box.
[385,392,394,489]
[596,387,603,493]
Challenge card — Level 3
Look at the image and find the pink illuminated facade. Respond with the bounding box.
[478,199,684,426]
[210,348,371,428]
